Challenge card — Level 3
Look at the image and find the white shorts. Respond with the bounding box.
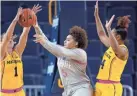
[62,83,93,96]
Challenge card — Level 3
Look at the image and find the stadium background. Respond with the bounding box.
[1,1,137,96]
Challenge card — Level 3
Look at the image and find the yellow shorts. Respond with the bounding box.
[0,89,25,96]
[94,82,123,96]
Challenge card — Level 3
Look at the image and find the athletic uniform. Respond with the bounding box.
[35,27,93,96]
[0,51,25,96]
[95,45,128,96]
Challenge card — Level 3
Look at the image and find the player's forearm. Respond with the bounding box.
[42,40,82,61]
[107,29,119,53]
[42,40,63,57]
[1,10,20,60]
[34,25,48,39]
[1,19,18,59]
[5,19,18,40]
[95,15,107,37]
[15,27,31,57]
[34,26,83,60]
[34,25,60,56]
[39,36,74,58]
[42,40,84,61]
[95,15,110,47]
[19,27,31,44]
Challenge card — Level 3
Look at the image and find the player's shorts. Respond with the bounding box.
[62,82,93,96]
[0,86,25,96]
[94,79,123,96]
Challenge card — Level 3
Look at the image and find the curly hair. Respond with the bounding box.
[69,26,88,49]
[115,15,131,40]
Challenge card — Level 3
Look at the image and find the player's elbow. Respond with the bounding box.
[98,30,105,36]
[99,36,109,47]
[98,32,106,41]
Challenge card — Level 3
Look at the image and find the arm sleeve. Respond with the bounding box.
[42,40,86,62]
[34,25,87,63]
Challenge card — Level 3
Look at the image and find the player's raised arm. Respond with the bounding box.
[0,7,23,60]
[15,4,42,57]
[15,27,30,57]
[105,15,129,60]
[33,25,86,62]
[94,1,110,47]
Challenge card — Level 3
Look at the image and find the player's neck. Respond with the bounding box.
[118,40,124,45]
[8,49,13,54]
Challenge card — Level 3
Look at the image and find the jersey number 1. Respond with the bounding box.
[14,66,18,77]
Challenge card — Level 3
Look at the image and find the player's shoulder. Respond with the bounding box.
[120,45,129,53]
[74,48,87,56]
[73,48,86,52]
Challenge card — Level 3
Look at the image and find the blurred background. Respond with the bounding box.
[1,1,137,96]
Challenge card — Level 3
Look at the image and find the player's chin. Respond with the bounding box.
[8,47,13,51]
[8,45,13,49]
[64,45,68,48]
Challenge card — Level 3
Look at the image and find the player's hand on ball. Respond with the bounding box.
[32,4,42,14]
[14,7,23,21]
[33,34,45,44]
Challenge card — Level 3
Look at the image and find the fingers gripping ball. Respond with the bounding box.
[18,8,36,27]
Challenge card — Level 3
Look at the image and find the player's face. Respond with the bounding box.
[64,35,78,49]
[7,37,16,50]
[112,29,122,43]
[112,29,120,41]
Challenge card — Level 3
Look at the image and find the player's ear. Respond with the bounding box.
[76,42,78,46]
[116,35,121,40]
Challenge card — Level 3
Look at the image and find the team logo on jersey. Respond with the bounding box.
[60,57,71,69]
[5,60,21,64]
[11,54,18,58]
[105,52,111,59]
[109,51,112,54]
[60,61,71,69]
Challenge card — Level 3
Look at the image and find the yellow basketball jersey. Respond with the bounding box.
[0,51,23,89]
[97,45,128,81]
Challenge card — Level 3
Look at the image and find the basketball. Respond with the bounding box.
[18,8,36,27]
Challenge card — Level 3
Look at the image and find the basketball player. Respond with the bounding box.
[33,20,93,96]
[94,1,130,96]
[0,5,41,96]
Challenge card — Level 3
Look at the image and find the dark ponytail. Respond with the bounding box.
[115,15,131,41]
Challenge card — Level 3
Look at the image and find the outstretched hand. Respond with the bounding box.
[32,4,42,28]
[32,4,42,14]
[94,0,99,17]
[14,7,23,21]
[105,15,115,32]
[33,34,45,44]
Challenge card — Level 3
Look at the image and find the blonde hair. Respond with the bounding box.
[0,33,17,42]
